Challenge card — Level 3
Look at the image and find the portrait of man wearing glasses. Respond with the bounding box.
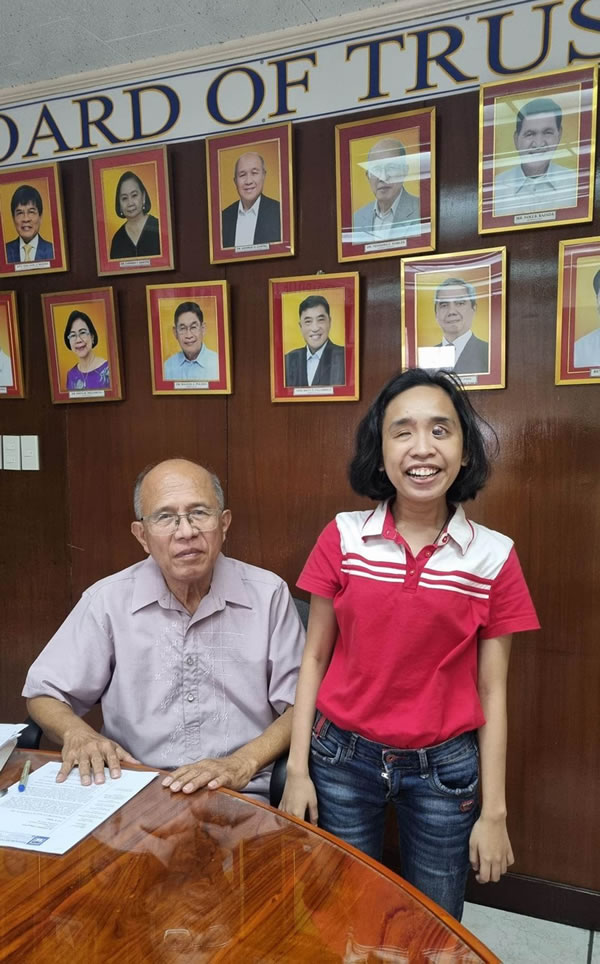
[349,137,421,245]
[23,458,305,800]
[163,301,219,382]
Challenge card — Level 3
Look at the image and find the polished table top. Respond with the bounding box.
[0,750,498,963]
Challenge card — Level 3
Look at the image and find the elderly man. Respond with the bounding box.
[494,97,578,217]
[23,459,304,800]
[574,268,600,369]
[221,152,281,249]
[6,185,55,263]
[163,302,219,382]
[285,295,345,388]
[434,277,489,375]
[350,137,421,244]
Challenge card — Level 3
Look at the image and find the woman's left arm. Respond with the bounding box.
[469,633,514,884]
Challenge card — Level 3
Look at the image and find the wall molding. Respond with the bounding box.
[466,873,599,931]
[0,0,485,104]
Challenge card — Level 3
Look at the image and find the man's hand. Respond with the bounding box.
[278,772,318,824]
[469,814,514,883]
[58,724,139,786]
[162,753,256,794]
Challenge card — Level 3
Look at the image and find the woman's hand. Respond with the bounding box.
[469,814,514,883]
[279,771,319,825]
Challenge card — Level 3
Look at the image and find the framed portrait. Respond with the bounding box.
[401,247,506,391]
[206,123,294,265]
[147,282,232,395]
[556,237,600,384]
[0,163,67,277]
[89,146,174,275]
[269,272,359,403]
[336,107,435,263]
[41,288,123,404]
[479,65,597,233]
[0,292,25,398]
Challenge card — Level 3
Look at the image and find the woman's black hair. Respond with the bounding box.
[349,368,497,503]
[64,310,98,350]
[114,170,151,218]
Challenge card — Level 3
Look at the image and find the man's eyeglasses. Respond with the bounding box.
[141,508,220,533]
[175,323,201,334]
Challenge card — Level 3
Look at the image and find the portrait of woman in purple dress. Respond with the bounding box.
[64,310,110,391]
[109,170,160,260]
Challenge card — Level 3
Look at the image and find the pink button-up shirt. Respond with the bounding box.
[23,554,305,798]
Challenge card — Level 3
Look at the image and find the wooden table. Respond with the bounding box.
[0,750,498,962]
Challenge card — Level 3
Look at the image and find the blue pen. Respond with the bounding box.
[18,759,31,792]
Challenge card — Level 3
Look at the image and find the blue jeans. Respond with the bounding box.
[309,714,480,920]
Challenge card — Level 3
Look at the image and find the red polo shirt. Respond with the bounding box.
[298,501,539,748]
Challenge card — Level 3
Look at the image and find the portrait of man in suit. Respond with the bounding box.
[351,137,421,244]
[434,278,489,375]
[5,185,54,264]
[221,152,281,249]
[285,295,346,388]
[573,268,600,369]
[494,97,577,217]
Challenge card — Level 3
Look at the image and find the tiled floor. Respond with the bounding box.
[461,902,596,963]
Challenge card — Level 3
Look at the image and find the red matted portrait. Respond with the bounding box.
[269,273,359,403]
[556,237,600,385]
[0,292,25,398]
[41,288,123,404]
[336,108,435,263]
[147,282,232,395]
[401,247,506,391]
[89,146,174,276]
[206,123,294,265]
[0,163,68,278]
[479,65,597,234]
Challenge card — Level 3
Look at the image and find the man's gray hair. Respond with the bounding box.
[434,277,477,310]
[133,460,225,520]
[234,153,266,178]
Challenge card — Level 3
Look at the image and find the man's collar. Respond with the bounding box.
[131,556,172,612]
[177,344,206,366]
[361,499,475,554]
[20,234,39,250]
[306,340,328,362]
[513,160,562,193]
[373,189,404,219]
[209,554,253,608]
[131,553,253,614]
[442,329,473,352]
[237,195,262,217]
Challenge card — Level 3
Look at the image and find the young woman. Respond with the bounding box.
[280,368,539,920]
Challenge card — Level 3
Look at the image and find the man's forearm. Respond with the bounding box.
[230,706,293,777]
[26,695,92,746]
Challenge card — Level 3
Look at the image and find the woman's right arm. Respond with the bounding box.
[279,594,338,824]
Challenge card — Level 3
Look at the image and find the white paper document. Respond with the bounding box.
[0,762,158,854]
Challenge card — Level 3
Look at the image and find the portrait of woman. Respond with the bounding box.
[109,171,160,260]
[64,310,111,391]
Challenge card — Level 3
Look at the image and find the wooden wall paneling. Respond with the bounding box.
[63,145,229,597]
[0,285,69,722]
[0,90,598,901]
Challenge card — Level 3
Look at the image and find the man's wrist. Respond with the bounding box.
[229,749,258,780]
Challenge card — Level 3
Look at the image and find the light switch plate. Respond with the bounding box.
[2,435,20,470]
[21,435,40,470]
